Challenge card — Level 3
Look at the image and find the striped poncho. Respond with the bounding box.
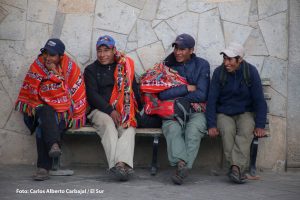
[15,54,87,128]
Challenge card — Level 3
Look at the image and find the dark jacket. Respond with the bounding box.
[158,53,210,103]
[84,60,142,115]
[206,61,267,129]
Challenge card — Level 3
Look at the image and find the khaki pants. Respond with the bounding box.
[217,112,255,173]
[88,110,136,169]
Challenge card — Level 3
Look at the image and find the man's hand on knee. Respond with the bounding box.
[208,127,219,138]
[110,110,121,126]
[254,128,266,138]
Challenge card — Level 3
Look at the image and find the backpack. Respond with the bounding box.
[220,61,251,88]
[143,93,192,128]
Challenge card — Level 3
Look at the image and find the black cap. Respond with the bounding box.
[40,38,65,55]
[172,33,195,49]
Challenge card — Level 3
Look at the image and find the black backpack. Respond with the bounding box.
[219,61,251,88]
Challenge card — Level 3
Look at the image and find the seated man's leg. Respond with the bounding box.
[33,105,64,180]
[115,127,136,169]
[162,120,187,167]
[232,112,255,174]
[88,110,118,169]
[184,112,206,169]
[217,113,236,168]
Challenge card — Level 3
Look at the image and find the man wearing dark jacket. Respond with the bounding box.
[160,34,210,185]
[84,35,141,181]
[206,42,267,184]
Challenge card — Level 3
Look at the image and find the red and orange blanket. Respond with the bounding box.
[15,54,87,128]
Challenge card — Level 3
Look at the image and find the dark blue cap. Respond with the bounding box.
[172,33,195,49]
[40,38,65,55]
[96,35,115,49]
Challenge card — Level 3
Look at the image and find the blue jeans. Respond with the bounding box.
[24,105,66,170]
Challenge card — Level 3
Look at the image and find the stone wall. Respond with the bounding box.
[0,0,295,171]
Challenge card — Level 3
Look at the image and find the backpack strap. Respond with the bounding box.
[219,64,227,89]
[242,61,251,87]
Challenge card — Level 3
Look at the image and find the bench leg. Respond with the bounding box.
[50,156,74,176]
[249,137,259,176]
[150,136,159,176]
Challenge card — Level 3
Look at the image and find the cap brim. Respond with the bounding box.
[220,50,238,58]
[40,47,59,55]
[172,42,187,48]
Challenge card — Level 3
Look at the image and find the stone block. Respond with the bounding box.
[58,0,95,13]
[257,115,286,171]
[0,90,12,128]
[0,129,36,165]
[91,29,127,60]
[27,0,58,24]
[1,78,23,107]
[0,40,26,79]
[119,0,146,9]
[197,9,225,66]
[188,0,217,13]
[152,20,162,28]
[258,0,288,19]
[94,0,140,34]
[0,5,9,23]
[128,25,137,42]
[261,56,287,97]
[244,28,268,56]
[126,51,145,76]
[248,0,259,27]
[139,0,159,20]
[166,12,199,40]
[0,4,25,40]
[218,0,251,25]
[265,87,286,117]
[25,21,51,56]
[156,0,186,20]
[60,14,93,65]
[136,42,165,70]
[126,42,138,52]
[244,56,265,74]
[223,21,253,46]
[1,0,27,9]
[137,19,158,48]
[154,21,177,51]
[259,12,288,60]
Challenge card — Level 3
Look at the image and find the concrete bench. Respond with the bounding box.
[51,78,271,176]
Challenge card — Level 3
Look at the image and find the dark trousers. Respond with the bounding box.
[24,105,66,170]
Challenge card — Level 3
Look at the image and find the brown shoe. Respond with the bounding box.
[49,143,61,158]
[33,168,49,181]
[171,161,189,185]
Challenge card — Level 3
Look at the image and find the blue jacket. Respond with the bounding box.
[158,53,210,103]
[206,61,267,129]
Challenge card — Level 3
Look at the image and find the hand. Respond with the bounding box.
[254,128,266,138]
[46,63,60,75]
[208,127,219,138]
[187,85,196,92]
[110,110,121,126]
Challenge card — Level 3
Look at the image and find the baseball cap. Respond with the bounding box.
[96,35,115,49]
[220,42,244,58]
[172,33,195,49]
[40,38,65,55]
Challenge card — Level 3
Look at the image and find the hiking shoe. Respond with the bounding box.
[33,168,49,181]
[228,165,246,184]
[109,165,129,181]
[171,162,189,185]
[48,143,61,158]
